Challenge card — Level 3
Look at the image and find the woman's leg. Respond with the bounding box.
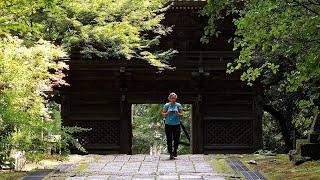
[172,124,181,155]
[165,124,173,154]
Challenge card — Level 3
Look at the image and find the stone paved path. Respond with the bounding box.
[47,154,226,180]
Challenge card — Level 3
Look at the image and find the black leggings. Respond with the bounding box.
[165,124,181,154]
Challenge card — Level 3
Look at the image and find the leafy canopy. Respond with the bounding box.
[0,0,174,162]
[201,0,320,140]
[0,0,175,68]
[0,35,67,153]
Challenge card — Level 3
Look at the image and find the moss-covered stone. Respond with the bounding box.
[295,139,309,155]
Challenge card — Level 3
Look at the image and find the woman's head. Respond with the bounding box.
[168,92,177,103]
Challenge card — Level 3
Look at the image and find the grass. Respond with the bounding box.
[239,154,320,180]
[94,155,102,162]
[206,154,320,180]
[76,161,89,173]
[211,158,235,174]
[204,155,242,179]
[0,170,31,180]
[26,153,69,163]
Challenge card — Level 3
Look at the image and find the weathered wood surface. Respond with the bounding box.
[61,52,260,154]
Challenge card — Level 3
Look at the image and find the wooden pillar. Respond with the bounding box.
[119,67,132,154]
[191,66,206,154]
[120,97,131,154]
[252,85,263,150]
[192,95,203,153]
[61,94,70,126]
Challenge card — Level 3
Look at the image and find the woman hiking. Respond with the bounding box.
[162,92,183,159]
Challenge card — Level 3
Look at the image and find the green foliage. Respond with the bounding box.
[0,0,174,166]
[262,112,286,152]
[0,35,66,152]
[0,0,55,42]
[0,146,14,169]
[0,0,176,68]
[132,104,191,154]
[59,126,91,154]
[202,0,320,147]
[132,104,164,154]
[0,171,30,180]
[240,154,320,179]
[0,35,88,165]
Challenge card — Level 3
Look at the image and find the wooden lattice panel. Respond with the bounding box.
[205,120,253,145]
[65,120,120,145]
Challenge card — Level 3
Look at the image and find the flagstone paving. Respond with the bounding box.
[46,154,227,180]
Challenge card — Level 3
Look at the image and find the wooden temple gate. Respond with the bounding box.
[60,0,263,154]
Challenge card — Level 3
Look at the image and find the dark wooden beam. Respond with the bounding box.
[119,67,132,154]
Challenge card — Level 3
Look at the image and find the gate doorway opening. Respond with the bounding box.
[131,104,192,155]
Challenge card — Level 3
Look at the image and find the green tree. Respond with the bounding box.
[202,0,320,150]
[0,0,174,163]
[0,0,175,68]
[0,35,68,162]
[132,104,165,154]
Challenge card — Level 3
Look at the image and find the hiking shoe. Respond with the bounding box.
[169,154,174,160]
[173,152,177,157]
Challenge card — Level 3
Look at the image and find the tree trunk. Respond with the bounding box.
[263,105,293,151]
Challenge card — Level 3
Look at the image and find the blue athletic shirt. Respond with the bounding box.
[163,102,182,125]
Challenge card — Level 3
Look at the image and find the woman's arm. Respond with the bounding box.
[162,109,169,117]
[176,109,183,117]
